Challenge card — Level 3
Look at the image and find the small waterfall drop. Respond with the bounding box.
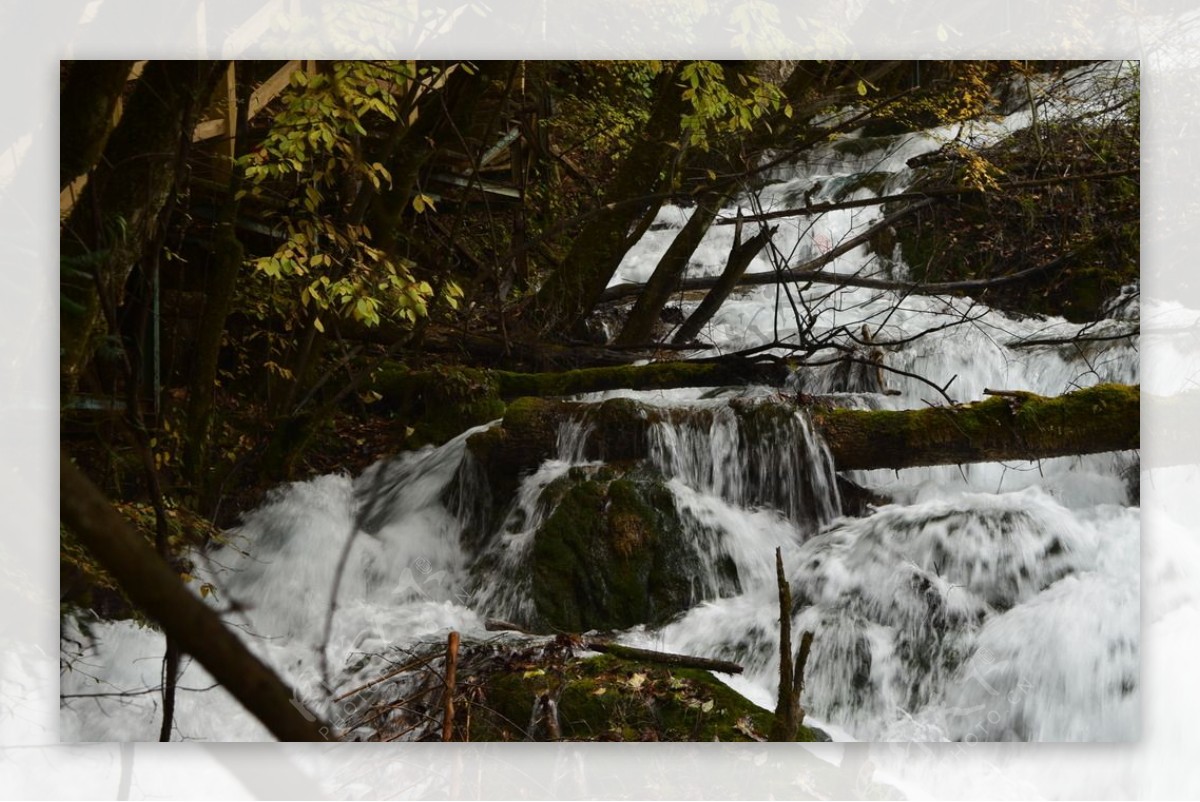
[647,400,841,530]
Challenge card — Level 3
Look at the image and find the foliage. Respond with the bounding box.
[678,61,790,151]
[540,61,660,168]
[60,496,224,619]
[893,63,1139,320]
[241,61,460,331]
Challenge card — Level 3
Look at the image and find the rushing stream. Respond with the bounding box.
[61,62,1140,743]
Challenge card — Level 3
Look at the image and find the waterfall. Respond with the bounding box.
[647,400,841,530]
[61,61,1139,743]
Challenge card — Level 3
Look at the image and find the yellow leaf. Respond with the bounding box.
[856,80,867,96]
[179,573,193,584]
[313,316,325,333]
[627,672,646,690]
[523,668,545,679]
[592,687,607,696]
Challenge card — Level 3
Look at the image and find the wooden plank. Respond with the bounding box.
[193,60,298,148]
[428,172,521,199]
[217,63,237,180]
[60,174,87,217]
[193,117,227,142]
[248,59,301,120]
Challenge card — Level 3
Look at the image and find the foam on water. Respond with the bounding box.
[61,62,1141,743]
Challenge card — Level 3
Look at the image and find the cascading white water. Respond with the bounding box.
[646,401,842,529]
[61,61,1139,743]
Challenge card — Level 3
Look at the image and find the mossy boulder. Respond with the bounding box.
[528,464,715,633]
[467,652,825,742]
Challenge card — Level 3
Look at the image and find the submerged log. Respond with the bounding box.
[466,384,1139,481]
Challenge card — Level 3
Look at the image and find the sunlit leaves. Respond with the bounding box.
[241,60,457,339]
[678,61,787,150]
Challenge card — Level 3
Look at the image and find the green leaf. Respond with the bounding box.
[857,79,867,96]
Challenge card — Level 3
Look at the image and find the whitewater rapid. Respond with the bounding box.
[60,61,1140,743]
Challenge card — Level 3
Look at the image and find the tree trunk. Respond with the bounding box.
[61,60,225,393]
[600,198,936,304]
[673,220,774,345]
[60,454,329,741]
[60,60,135,189]
[466,384,1139,482]
[810,384,1139,470]
[185,64,248,499]
[615,188,730,345]
[369,357,792,432]
[532,64,691,335]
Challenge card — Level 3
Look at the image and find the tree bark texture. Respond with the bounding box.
[673,221,774,345]
[615,188,729,346]
[185,64,249,493]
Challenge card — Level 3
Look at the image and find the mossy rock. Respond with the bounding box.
[528,465,707,633]
[466,652,825,742]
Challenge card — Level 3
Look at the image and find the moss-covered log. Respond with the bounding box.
[812,383,1139,470]
[369,359,789,447]
[493,359,789,398]
[466,384,1139,481]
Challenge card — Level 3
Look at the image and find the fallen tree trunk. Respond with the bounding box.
[812,383,1139,470]
[582,639,744,675]
[490,359,789,398]
[598,244,1076,305]
[466,384,1139,483]
[367,358,791,446]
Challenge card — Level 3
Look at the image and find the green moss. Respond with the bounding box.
[813,383,1139,470]
[465,652,822,742]
[889,118,1137,321]
[529,465,698,633]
